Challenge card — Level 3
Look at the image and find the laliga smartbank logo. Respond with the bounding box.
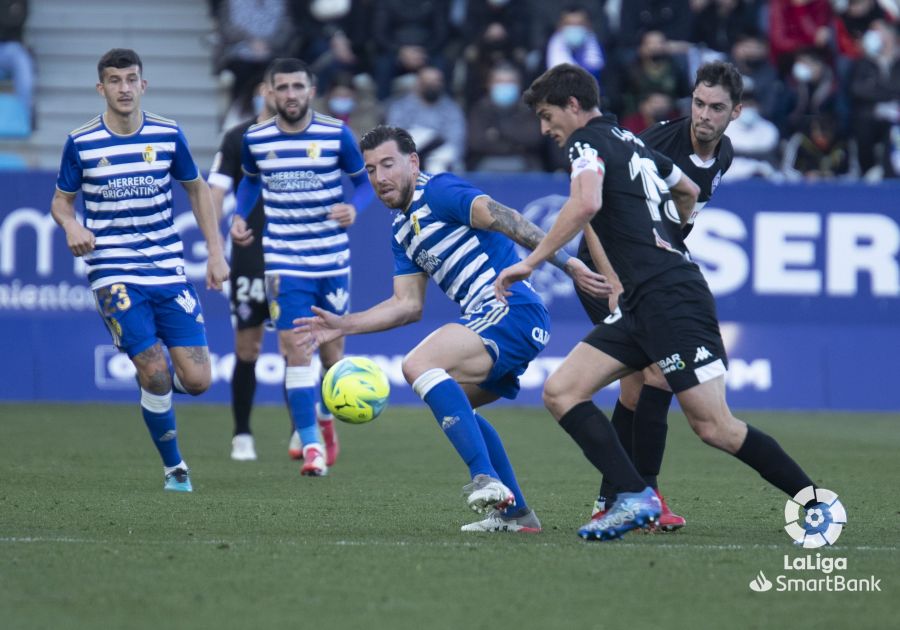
[748,486,881,594]
[784,486,846,548]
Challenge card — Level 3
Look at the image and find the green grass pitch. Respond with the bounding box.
[1,403,897,629]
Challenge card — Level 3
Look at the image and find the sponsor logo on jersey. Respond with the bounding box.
[142,145,156,164]
[711,169,722,195]
[98,156,110,167]
[415,249,441,274]
[657,353,686,374]
[694,346,713,363]
[266,151,277,161]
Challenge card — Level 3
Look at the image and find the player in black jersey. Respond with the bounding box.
[496,63,819,541]
[209,82,341,463]
[575,62,741,530]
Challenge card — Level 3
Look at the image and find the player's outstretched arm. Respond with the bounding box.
[183,177,229,290]
[471,196,611,298]
[51,189,95,257]
[293,273,428,347]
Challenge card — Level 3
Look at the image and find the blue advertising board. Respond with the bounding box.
[1,171,898,410]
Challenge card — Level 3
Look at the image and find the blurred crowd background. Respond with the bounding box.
[3,0,900,181]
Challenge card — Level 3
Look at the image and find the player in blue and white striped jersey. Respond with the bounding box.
[50,49,229,492]
[230,58,373,476]
[294,126,611,532]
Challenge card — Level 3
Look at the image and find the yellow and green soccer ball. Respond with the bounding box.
[321,357,390,424]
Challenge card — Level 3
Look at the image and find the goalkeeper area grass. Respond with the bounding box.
[1,403,896,629]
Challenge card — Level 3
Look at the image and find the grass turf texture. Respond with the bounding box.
[1,403,897,630]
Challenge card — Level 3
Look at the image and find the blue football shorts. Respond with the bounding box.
[459,300,551,400]
[265,274,351,331]
[93,282,208,358]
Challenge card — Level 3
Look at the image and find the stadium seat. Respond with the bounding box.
[0,151,26,170]
[0,93,31,138]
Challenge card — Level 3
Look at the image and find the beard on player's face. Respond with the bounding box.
[277,101,308,123]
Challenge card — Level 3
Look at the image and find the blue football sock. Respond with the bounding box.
[474,413,527,512]
[140,389,182,467]
[286,366,318,447]
[412,369,496,479]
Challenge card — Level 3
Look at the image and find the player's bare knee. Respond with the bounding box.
[542,374,571,418]
[401,353,426,385]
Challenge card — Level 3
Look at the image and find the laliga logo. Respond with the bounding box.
[784,486,847,548]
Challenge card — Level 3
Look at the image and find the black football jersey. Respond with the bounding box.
[639,116,733,235]
[567,115,703,308]
[210,118,266,275]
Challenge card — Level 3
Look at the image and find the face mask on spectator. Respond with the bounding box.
[792,61,814,83]
[862,30,883,58]
[490,82,520,107]
[562,25,588,48]
[421,86,443,103]
[740,106,760,124]
[329,96,356,115]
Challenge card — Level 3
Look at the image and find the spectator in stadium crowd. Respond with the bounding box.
[620,91,677,135]
[230,58,373,477]
[315,72,384,141]
[782,112,851,178]
[689,0,762,54]
[729,32,785,123]
[466,62,544,172]
[51,49,229,492]
[783,47,839,137]
[723,84,783,179]
[768,0,833,76]
[618,0,694,49]
[496,62,821,542]
[459,0,533,109]
[0,0,34,133]
[545,5,606,85]
[214,0,295,123]
[294,124,610,534]
[386,65,466,173]
[833,0,893,61]
[848,20,900,176]
[288,0,369,92]
[620,30,691,117]
[372,0,449,100]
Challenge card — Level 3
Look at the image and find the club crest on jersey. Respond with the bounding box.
[269,299,281,322]
[411,214,421,235]
[98,156,110,167]
[307,142,321,160]
[142,145,156,164]
[109,317,122,338]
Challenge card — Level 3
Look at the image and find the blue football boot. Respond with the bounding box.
[577,487,661,541]
[164,467,193,492]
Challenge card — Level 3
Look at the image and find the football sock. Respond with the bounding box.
[171,370,189,395]
[286,365,319,448]
[632,386,674,489]
[734,424,814,497]
[474,412,527,512]
[412,369,496,479]
[164,460,188,475]
[140,389,182,468]
[598,399,636,502]
[559,401,646,494]
[231,359,256,436]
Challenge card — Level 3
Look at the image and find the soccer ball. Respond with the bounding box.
[321,357,390,424]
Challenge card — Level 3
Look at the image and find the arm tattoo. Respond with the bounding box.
[485,199,571,271]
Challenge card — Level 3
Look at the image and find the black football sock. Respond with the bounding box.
[559,401,646,495]
[231,359,257,436]
[734,425,814,497]
[598,399,636,502]
[632,386,674,489]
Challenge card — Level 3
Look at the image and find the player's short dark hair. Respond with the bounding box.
[523,63,600,111]
[359,125,417,155]
[265,58,317,86]
[97,48,143,80]
[694,61,743,106]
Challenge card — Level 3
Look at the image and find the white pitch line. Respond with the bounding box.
[0,536,897,553]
